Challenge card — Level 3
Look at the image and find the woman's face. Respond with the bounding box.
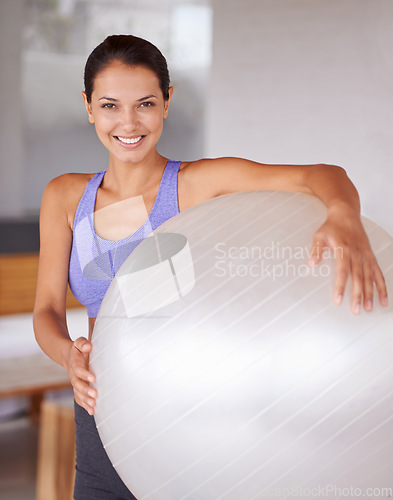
[83,61,172,165]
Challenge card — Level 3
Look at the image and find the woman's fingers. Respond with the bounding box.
[73,336,92,355]
[308,233,325,266]
[333,249,385,313]
[310,220,389,313]
[68,337,97,415]
[361,257,374,312]
[73,376,97,415]
[73,377,97,415]
[372,260,389,307]
[345,248,388,313]
[332,245,349,307]
[349,249,364,314]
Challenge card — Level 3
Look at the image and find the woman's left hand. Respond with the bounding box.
[308,204,388,313]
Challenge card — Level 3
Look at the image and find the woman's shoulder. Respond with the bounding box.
[179,157,219,171]
[42,172,99,229]
[178,156,267,209]
[44,172,98,202]
[179,157,242,177]
[45,171,97,191]
[179,157,243,184]
[178,158,229,209]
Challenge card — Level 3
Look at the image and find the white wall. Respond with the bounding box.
[207,0,393,235]
[0,0,24,217]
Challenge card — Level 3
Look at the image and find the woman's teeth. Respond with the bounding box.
[117,136,143,144]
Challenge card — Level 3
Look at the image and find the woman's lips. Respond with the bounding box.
[114,135,145,147]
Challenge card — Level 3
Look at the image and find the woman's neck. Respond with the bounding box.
[103,151,168,199]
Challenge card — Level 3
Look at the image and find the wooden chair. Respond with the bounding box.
[36,398,76,500]
[0,252,81,315]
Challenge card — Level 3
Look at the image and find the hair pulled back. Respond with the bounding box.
[84,34,170,102]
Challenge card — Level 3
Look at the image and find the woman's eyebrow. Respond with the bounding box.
[98,96,118,101]
[137,94,157,101]
[98,95,157,102]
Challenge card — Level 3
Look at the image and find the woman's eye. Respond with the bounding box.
[102,103,116,109]
[139,101,154,108]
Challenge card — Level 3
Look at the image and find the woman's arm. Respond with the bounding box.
[300,164,387,313]
[33,176,97,415]
[179,158,388,313]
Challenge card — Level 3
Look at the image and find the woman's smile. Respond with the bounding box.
[115,135,143,145]
[114,135,145,148]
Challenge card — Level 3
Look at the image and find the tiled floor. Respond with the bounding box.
[0,415,37,500]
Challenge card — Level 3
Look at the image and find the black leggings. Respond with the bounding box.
[74,401,137,500]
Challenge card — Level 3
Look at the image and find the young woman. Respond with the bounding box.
[33,35,388,499]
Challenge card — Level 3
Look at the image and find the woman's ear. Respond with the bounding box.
[82,91,95,124]
[163,86,174,119]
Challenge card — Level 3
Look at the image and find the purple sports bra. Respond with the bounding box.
[68,160,181,317]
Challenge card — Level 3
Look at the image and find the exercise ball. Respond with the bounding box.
[90,191,393,500]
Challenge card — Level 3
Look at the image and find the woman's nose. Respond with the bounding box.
[120,107,139,130]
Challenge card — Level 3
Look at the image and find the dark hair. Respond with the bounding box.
[84,34,170,102]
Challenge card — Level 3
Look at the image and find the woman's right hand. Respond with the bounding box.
[66,337,97,415]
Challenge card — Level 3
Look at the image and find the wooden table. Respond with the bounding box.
[0,354,76,499]
[0,353,72,421]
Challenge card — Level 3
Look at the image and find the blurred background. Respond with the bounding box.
[0,0,392,498]
[0,0,212,224]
